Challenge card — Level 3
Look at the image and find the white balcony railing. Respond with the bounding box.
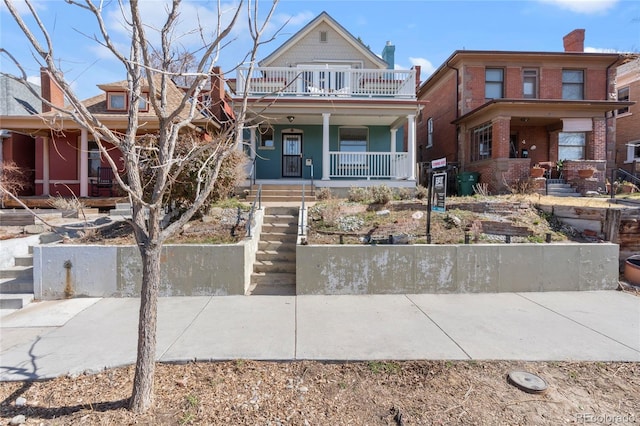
[236,66,416,99]
[329,152,410,179]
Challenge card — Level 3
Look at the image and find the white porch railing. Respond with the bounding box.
[237,66,416,99]
[329,152,410,179]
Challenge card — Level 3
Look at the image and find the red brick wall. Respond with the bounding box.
[540,68,562,99]
[504,67,521,98]
[466,158,531,194]
[461,66,486,113]
[417,71,458,163]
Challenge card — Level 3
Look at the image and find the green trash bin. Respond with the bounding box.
[457,172,480,196]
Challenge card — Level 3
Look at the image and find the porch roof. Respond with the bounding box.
[452,98,635,127]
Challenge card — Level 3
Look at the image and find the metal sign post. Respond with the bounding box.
[426,157,447,244]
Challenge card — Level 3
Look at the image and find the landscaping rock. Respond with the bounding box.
[23,224,46,234]
[10,414,26,425]
[15,397,26,406]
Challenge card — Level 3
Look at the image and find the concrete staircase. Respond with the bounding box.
[246,184,315,203]
[249,206,298,295]
[546,179,581,197]
[0,247,34,313]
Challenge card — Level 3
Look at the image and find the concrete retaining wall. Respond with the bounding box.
[296,243,619,295]
[33,210,264,299]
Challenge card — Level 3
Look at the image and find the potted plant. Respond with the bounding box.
[530,164,545,178]
[620,181,637,194]
[577,166,596,179]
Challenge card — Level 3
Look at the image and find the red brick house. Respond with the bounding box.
[0,68,232,205]
[614,56,640,180]
[417,29,633,194]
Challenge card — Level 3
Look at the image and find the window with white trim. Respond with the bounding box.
[339,127,368,166]
[259,127,274,149]
[426,117,434,148]
[558,132,586,160]
[626,140,640,163]
[523,68,538,99]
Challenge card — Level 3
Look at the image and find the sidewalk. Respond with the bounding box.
[1,291,639,381]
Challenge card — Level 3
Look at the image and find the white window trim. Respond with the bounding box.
[426,117,434,148]
[107,92,126,111]
[625,140,640,163]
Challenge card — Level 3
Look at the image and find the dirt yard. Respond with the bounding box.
[1,359,638,425]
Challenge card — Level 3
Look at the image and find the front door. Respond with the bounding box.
[282,133,302,177]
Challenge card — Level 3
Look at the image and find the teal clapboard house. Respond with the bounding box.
[230,12,420,191]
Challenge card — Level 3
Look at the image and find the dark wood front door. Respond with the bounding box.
[282,133,302,177]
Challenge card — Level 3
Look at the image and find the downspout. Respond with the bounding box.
[604,55,622,179]
[445,59,461,170]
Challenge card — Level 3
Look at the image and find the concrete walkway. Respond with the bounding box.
[1,291,638,381]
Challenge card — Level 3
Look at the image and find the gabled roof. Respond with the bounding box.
[0,75,41,116]
[259,11,388,69]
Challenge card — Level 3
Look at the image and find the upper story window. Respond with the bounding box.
[427,117,434,148]
[562,69,584,100]
[320,31,328,43]
[108,93,126,111]
[617,86,630,115]
[107,91,149,112]
[485,68,504,99]
[523,69,538,99]
[470,122,492,162]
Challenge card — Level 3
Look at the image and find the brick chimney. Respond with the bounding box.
[40,67,65,112]
[413,65,421,88]
[563,29,585,53]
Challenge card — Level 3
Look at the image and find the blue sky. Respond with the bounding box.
[1,0,638,100]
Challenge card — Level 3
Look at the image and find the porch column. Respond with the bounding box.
[322,113,331,180]
[80,129,88,197]
[42,136,50,195]
[390,128,397,177]
[407,114,416,181]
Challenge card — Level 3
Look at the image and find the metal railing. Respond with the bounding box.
[329,152,410,179]
[610,168,640,200]
[236,66,416,99]
[245,183,262,238]
[299,183,306,237]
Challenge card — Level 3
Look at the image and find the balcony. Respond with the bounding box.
[236,66,416,99]
[329,152,410,179]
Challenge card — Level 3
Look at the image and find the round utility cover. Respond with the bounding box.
[507,371,548,394]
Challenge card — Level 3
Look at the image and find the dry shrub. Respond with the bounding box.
[396,187,413,200]
[0,161,31,199]
[48,195,86,212]
[348,186,370,203]
[370,184,393,204]
[415,185,428,200]
[506,178,537,195]
[315,187,332,201]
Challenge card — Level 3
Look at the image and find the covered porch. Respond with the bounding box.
[239,97,418,187]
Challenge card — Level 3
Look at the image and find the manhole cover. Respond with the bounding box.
[507,371,548,394]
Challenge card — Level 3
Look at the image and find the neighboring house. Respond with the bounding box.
[614,56,640,178]
[229,12,420,191]
[0,68,232,202]
[0,75,42,196]
[416,29,633,194]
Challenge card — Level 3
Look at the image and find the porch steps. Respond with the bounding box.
[547,181,581,197]
[249,206,298,296]
[246,184,315,203]
[0,251,34,312]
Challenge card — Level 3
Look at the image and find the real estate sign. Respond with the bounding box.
[432,172,447,212]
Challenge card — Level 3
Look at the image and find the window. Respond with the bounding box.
[626,141,640,163]
[88,141,101,178]
[320,31,328,43]
[485,68,504,99]
[562,70,584,100]
[523,69,538,99]
[558,132,586,160]
[617,86,630,115]
[108,93,126,110]
[259,127,274,149]
[137,93,149,111]
[339,127,368,165]
[427,117,434,148]
[470,123,492,162]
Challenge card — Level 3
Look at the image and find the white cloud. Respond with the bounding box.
[26,75,40,86]
[0,0,47,15]
[584,46,621,53]
[538,0,618,14]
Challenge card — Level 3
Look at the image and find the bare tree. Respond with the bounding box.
[1,0,279,413]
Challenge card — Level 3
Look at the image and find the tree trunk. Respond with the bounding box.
[129,243,161,413]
